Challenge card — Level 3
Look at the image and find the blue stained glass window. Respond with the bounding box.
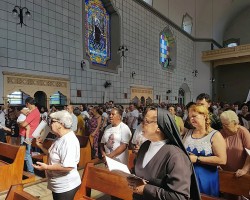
[160,34,170,68]
[85,0,110,66]
[50,92,60,105]
[7,91,29,105]
[50,92,67,105]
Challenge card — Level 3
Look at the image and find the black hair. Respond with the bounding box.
[185,102,196,110]
[240,103,249,110]
[73,107,81,116]
[25,97,35,105]
[196,93,211,103]
[167,104,176,111]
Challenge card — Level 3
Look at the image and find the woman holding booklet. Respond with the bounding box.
[127,107,201,200]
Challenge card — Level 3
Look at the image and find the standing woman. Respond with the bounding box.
[88,106,102,158]
[33,110,81,200]
[238,103,250,130]
[183,104,227,197]
[220,110,250,176]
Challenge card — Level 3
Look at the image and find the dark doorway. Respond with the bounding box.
[34,91,47,108]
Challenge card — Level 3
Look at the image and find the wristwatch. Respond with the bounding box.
[197,156,201,163]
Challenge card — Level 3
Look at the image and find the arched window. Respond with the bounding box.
[132,96,139,105]
[7,91,29,105]
[223,38,240,48]
[159,28,176,69]
[50,92,67,106]
[178,88,185,105]
[160,33,170,67]
[85,0,110,66]
[181,13,193,35]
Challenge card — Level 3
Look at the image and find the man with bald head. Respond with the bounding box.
[66,105,77,133]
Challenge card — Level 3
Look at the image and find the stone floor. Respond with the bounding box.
[0,168,111,200]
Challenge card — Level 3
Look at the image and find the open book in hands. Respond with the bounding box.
[105,156,147,185]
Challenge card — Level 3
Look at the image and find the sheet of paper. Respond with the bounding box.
[105,156,131,174]
[245,148,250,156]
[32,120,48,139]
[105,156,147,183]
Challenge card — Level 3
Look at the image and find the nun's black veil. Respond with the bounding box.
[157,108,201,200]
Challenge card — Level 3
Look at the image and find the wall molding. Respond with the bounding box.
[202,44,250,67]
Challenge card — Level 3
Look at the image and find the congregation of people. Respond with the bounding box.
[0,93,250,200]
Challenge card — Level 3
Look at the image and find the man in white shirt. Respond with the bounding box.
[0,105,6,142]
[126,103,139,134]
[66,105,78,133]
[100,107,132,165]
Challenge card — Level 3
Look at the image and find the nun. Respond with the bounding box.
[127,107,200,200]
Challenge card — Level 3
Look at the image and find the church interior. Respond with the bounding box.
[1,0,250,107]
[0,0,250,200]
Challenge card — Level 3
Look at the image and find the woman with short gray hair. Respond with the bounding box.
[33,110,81,200]
[220,110,250,177]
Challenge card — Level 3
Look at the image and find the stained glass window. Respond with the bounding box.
[85,0,110,66]
[50,92,67,105]
[160,33,170,68]
[7,91,29,105]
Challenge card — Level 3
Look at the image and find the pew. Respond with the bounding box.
[74,162,133,200]
[5,184,39,200]
[31,138,53,177]
[77,135,92,169]
[74,163,250,200]
[201,194,223,200]
[200,171,250,200]
[219,170,250,199]
[31,136,92,170]
[0,142,25,191]
[128,150,136,170]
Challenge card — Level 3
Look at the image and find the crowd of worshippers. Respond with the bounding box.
[0,93,250,199]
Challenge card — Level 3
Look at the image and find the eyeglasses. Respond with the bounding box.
[49,119,59,126]
[222,122,232,127]
[142,118,157,125]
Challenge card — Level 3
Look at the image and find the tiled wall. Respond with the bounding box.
[0,0,195,105]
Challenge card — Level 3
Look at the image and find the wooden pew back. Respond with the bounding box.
[201,171,250,199]
[0,142,25,192]
[31,138,53,178]
[74,163,133,200]
[77,135,92,169]
[219,170,250,198]
[74,161,250,200]
[0,142,20,161]
[5,184,39,200]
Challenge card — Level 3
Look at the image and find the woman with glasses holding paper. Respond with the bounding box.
[33,110,81,200]
[127,107,201,200]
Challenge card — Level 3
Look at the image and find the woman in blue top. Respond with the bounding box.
[183,104,227,197]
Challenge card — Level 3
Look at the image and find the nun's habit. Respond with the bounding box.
[133,108,201,200]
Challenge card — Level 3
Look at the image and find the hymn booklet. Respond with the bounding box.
[245,148,250,156]
[105,156,147,183]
